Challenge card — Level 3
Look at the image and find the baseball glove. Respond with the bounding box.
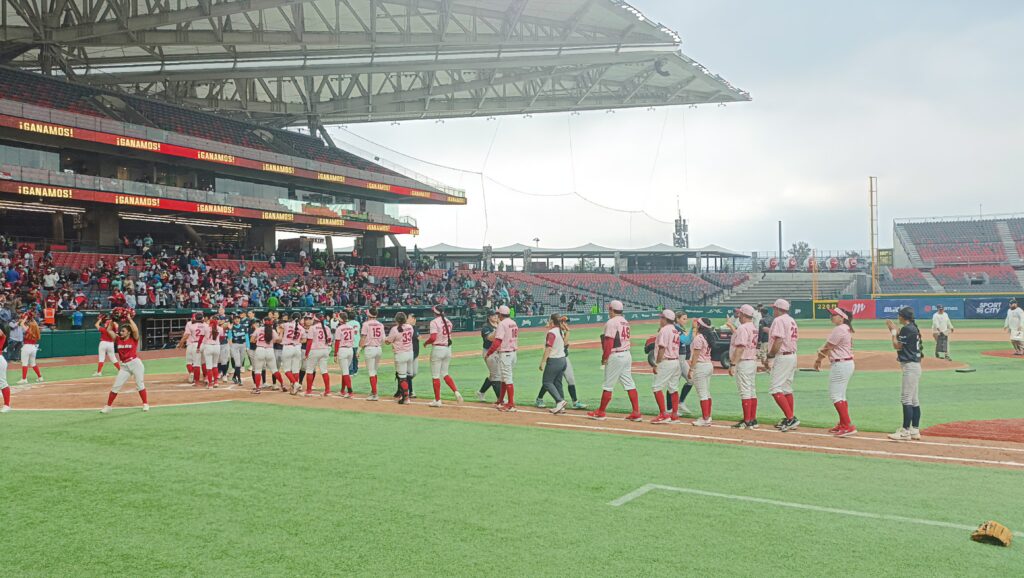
[971,521,1013,547]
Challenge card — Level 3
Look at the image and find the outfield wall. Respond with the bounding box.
[813,296,1024,320]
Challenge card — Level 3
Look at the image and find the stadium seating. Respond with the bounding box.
[621,274,720,304]
[931,266,1023,292]
[126,98,274,152]
[916,243,1005,265]
[901,220,1007,264]
[701,273,749,289]
[536,273,675,310]
[269,129,404,178]
[879,268,932,293]
[0,68,105,118]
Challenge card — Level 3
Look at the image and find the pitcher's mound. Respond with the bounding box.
[923,420,1024,444]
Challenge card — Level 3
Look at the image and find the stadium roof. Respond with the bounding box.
[0,0,749,127]
[418,242,747,258]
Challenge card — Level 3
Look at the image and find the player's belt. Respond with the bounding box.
[121,357,138,364]
[780,351,795,356]
[831,357,854,362]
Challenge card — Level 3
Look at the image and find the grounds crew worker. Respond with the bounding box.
[930,304,953,360]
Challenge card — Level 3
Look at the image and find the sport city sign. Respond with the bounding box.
[963,297,1022,320]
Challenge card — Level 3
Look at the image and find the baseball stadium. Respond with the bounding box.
[1,1,1022,575]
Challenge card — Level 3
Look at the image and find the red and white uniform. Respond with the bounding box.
[251,328,279,372]
[112,336,145,393]
[334,323,356,376]
[427,316,454,379]
[98,320,119,364]
[732,321,758,399]
[184,321,204,367]
[690,332,714,402]
[0,331,9,406]
[361,319,386,377]
[279,320,306,375]
[21,324,40,369]
[651,324,681,393]
[489,317,519,384]
[387,324,415,378]
[304,322,331,374]
[768,313,799,395]
[197,323,219,371]
[601,316,634,392]
[826,324,855,403]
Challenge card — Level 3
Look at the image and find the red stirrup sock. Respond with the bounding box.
[2,387,10,406]
[22,367,28,380]
[400,379,409,392]
[97,362,104,373]
[740,398,751,422]
[273,372,283,386]
[772,393,793,419]
[443,375,457,392]
[505,383,515,406]
[115,362,121,371]
[653,391,666,415]
[700,398,712,420]
[785,393,794,414]
[107,391,118,406]
[626,389,640,413]
[305,374,315,394]
[253,374,262,387]
[322,374,331,395]
[669,391,679,418]
[342,375,352,393]
[33,366,41,378]
[138,388,148,403]
[193,367,201,383]
[750,397,758,421]
[432,379,442,401]
[598,390,613,412]
[497,383,507,405]
[370,375,378,395]
[835,400,851,426]
[186,363,193,376]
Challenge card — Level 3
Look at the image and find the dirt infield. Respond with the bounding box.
[980,350,1024,360]
[7,373,1024,470]
[924,420,1024,444]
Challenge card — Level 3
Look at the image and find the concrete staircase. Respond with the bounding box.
[715,273,861,308]
[921,271,946,293]
[995,221,1023,264]
[894,225,925,267]
[1016,270,1024,289]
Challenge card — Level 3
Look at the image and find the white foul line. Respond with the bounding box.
[608,484,1024,537]
[536,422,1024,468]
[10,400,235,412]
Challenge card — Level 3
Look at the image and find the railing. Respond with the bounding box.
[321,135,466,198]
[0,98,464,197]
[895,212,1024,224]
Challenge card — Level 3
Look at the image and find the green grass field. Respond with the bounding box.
[3,319,1023,575]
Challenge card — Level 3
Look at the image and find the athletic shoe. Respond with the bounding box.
[692,418,712,427]
[747,419,759,430]
[232,376,241,385]
[888,428,911,441]
[828,423,843,434]
[586,410,607,421]
[91,372,102,377]
[774,418,788,429]
[572,401,587,410]
[668,416,681,424]
[731,420,748,429]
[909,427,922,440]
[534,398,545,408]
[475,391,487,402]
[625,412,643,422]
[428,400,442,408]
[393,391,403,399]
[344,392,354,399]
[187,374,195,384]
[1,405,11,413]
[16,379,27,385]
[304,393,321,398]
[551,400,567,414]
[455,391,464,404]
[142,404,150,412]
[409,393,417,399]
[679,403,692,416]
[836,425,858,437]
[945,356,952,361]
[650,414,672,425]
[781,417,800,432]
[251,388,262,395]
[365,394,379,401]
[398,394,408,405]
[503,405,518,413]
[100,406,111,414]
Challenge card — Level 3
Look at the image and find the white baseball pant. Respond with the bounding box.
[602,351,635,391]
[336,347,354,376]
[185,342,201,367]
[828,360,855,402]
[305,348,329,374]
[363,346,382,377]
[768,354,798,395]
[497,351,517,384]
[281,345,303,374]
[651,359,682,393]
[201,343,220,371]
[251,348,278,373]
[484,350,501,382]
[218,343,230,365]
[98,341,117,364]
[734,359,757,400]
[430,345,452,379]
[900,361,921,406]
[111,358,145,393]
[394,350,414,378]
[691,361,714,400]
[21,343,39,367]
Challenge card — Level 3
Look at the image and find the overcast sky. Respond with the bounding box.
[328,0,1024,254]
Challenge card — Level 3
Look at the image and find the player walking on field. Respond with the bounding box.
[333,311,356,398]
[1004,299,1024,355]
[930,304,953,360]
[588,300,641,422]
[537,314,570,414]
[728,304,759,429]
[304,314,332,397]
[100,313,148,414]
[279,313,305,394]
[1,327,11,413]
[484,305,519,411]
[16,313,43,385]
[687,318,716,426]
[92,314,120,376]
[200,318,221,388]
[177,313,205,384]
[650,309,682,425]
[386,312,416,404]
[815,307,858,437]
[360,308,385,401]
[424,306,463,407]
[228,314,249,385]
[250,319,283,394]
[477,311,502,402]
[764,299,799,431]
[887,307,924,441]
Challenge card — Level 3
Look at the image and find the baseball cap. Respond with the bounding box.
[609,300,624,312]
[497,305,511,315]
[899,306,915,320]
[828,307,849,320]
[936,304,944,310]
[738,304,756,317]
[662,309,676,321]
[773,298,790,311]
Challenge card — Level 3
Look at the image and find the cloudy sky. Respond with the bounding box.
[328,0,1024,254]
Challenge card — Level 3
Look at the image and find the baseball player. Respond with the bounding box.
[587,300,641,422]
[887,307,924,441]
[535,316,586,409]
[1,326,11,413]
[215,309,231,383]
[360,307,385,401]
[199,318,221,388]
[650,309,682,424]
[385,312,415,404]
[728,304,759,429]
[333,311,356,398]
[303,314,332,397]
[686,318,716,426]
[279,313,306,394]
[764,299,799,431]
[1004,299,1024,355]
[16,313,43,385]
[930,304,953,360]
[228,314,249,385]
[271,312,285,389]
[250,319,283,394]
[814,307,857,437]
[177,313,205,384]
[92,313,121,376]
[346,309,361,376]
[100,313,148,413]
[666,310,693,416]
[484,305,519,412]
[537,314,570,414]
[424,305,462,407]
[477,311,502,402]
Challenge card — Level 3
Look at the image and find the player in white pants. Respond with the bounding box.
[1,330,11,412]
[100,315,148,413]
[587,300,641,421]
[764,299,800,431]
[333,312,357,398]
[425,306,462,407]
[360,308,386,401]
[729,304,760,429]
[278,314,305,394]
[483,305,519,411]
[649,309,683,424]
[386,312,415,404]
[687,318,716,426]
[815,307,857,437]
[250,320,283,393]
[93,314,120,376]
[303,315,332,397]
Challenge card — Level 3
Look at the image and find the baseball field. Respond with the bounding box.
[3,318,1023,575]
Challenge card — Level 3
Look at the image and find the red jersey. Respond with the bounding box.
[99,320,118,342]
[115,337,139,362]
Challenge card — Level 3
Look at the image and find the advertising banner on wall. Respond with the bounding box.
[789,300,813,320]
[838,299,877,319]
[963,298,1012,319]
[876,298,967,320]
[813,300,838,319]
